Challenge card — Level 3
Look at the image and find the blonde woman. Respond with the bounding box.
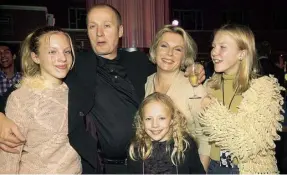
[145,24,210,169]
[128,92,205,174]
[0,26,81,173]
[199,24,284,174]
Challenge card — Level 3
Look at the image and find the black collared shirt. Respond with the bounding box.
[86,53,140,159]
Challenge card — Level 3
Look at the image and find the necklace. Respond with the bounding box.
[221,76,239,110]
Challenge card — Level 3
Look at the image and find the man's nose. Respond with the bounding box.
[96,27,104,37]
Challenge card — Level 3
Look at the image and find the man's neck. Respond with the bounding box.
[97,50,118,60]
[100,54,117,60]
[1,66,15,79]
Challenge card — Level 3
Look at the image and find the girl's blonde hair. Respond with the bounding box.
[149,25,198,70]
[129,92,190,165]
[207,24,258,93]
[21,26,75,77]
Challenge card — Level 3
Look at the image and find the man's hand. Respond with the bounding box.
[0,113,25,153]
[185,63,206,84]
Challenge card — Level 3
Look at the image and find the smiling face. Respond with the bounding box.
[87,6,123,60]
[155,32,185,73]
[143,101,173,142]
[0,46,14,69]
[31,32,73,84]
[211,31,243,75]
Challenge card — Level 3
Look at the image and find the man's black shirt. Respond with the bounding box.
[86,54,140,159]
[68,49,155,173]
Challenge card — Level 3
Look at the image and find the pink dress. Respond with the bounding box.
[0,77,81,174]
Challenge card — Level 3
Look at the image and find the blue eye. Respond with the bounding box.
[65,50,72,54]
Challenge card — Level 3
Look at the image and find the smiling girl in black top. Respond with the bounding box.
[128,92,205,174]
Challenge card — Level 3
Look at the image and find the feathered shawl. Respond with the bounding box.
[198,75,284,174]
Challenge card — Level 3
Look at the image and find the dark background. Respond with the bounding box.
[0,0,287,173]
[1,0,287,56]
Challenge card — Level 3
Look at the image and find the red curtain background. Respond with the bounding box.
[86,0,170,48]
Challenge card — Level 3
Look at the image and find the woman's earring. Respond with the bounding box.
[239,57,243,61]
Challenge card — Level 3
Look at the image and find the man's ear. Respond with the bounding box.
[31,52,40,64]
[119,25,123,38]
[13,54,16,60]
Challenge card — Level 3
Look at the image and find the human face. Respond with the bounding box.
[87,7,123,60]
[155,32,185,73]
[143,101,173,142]
[0,46,14,68]
[32,33,73,85]
[211,31,243,75]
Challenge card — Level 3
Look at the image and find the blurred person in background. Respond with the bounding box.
[0,44,22,96]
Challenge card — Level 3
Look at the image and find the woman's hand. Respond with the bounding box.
[0,112,25,153]
[201,96,214,109]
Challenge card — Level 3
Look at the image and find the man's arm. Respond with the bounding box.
[0,86,25,153]
[0,93,30,173]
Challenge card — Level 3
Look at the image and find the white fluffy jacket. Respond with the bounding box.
[198,76,284,174]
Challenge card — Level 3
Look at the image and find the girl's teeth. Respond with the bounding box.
[213,59,222,63]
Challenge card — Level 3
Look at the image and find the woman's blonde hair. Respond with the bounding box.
[207,24,258,93]
[21,26,75,77]
[149,25,198,70]
[129,92,190,165]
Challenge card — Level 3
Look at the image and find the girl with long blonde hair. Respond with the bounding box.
[0,26,81,173]
[199,24,284,174]
[128,92,205,174]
